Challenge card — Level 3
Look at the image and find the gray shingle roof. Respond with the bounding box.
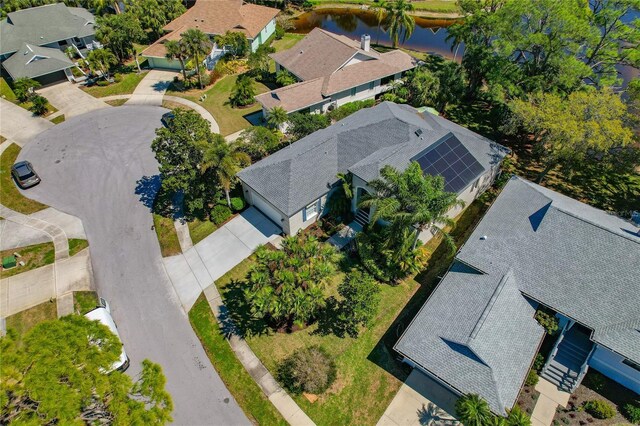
[0,4,95,56]
[237,102,507,216]
[396,176,640,414]
[2,42,74,79]
[395,262,544,415]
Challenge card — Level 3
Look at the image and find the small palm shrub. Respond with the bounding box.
[622,401,640,424]
[278,346,336,394]
[507,405,531,426]
[29,95,49,116]
[532,353,545,372]
[230,74,256,107]
[210,205,232,225]
[583,400,616,419]
[525,369,539,386]
[534,311,559,335]
[455,394,492,426]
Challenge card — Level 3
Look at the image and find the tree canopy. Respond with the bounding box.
[1,316,172,425]
[125,0,185,41]
[96,13,145,63]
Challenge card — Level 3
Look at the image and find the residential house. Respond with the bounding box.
[0,3,96,85]
[395,175,640,415]
[256,28,419,117]
[141,0,279,70]
[237,101,509,236]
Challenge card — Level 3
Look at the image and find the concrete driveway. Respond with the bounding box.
[0,98,53,145]
[38,82,109,118]
[378,370,460,426]
[127,70,177,106]
[163,207,281,311]
[18,106,249,425]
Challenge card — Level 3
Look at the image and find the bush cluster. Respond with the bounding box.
[534,310,559,335]
[525,369,539,387]
[210,205,232,225]
[230,197,245,212]
[622,401,640,424]
[583,400,616,419]
[278,346,336,394]
[327,99,375,122]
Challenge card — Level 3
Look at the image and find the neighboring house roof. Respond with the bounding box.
[142,0,279,58]
[257,49,418,113]
[237,102,507,216]
[396,262,544,415]
[270,28,380,81]
[0,3,95,56]
[395,176,640,414]
[2,42,74,79]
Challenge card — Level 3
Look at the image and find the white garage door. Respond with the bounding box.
[249,189,283,227]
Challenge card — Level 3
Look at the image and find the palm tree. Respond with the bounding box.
[267,106,288,129]
[359,162,463,249]
[454,394,492,426]
[87,48,118,80]
[200,135,251,207]
[165,39,188,82]
[181,28,212,89]
[506,406,531,426]
[372,4,387,45]
[383,0,416,48]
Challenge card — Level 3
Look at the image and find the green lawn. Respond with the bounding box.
[0,144,48,214]
[168,75,270,136]
[272,33,305,52]
[153,214,181,257]
[0,242,55,279]
[50,114,66,124]
[189,295,288,425]
[82,71,148,98]
[69,239,89,257]
[188,219,218,245]
[6,299,57,345]
[1,77,17,102]
[73,291,99,315]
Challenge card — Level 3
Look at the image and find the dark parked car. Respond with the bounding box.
[11,161,40,189]
[161,112,175,128]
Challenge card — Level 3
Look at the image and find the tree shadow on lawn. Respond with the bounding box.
[219,278,271,338]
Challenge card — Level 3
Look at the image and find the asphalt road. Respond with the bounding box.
[18,106,250,426]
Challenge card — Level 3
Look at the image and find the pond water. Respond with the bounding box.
[292,8,461,59]
[292,8,638,87]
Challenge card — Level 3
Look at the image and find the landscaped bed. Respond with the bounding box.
[189,295,288,425]
[0,143,48,214]
[553,370,639,426]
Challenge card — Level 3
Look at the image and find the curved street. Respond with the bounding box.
[17,106,249,426]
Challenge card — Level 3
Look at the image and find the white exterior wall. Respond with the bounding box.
[589,345,640,394]
[286,193,330,235]
[322,74,402,112]
[243,184,286,230]
[147,56,182,70]
[250,18,276,52]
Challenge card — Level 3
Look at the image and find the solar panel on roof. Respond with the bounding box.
[414,135,485,193]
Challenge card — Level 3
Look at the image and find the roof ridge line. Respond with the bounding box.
[469,270,512,340]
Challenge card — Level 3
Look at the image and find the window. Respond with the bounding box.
[623,358,640,373]
[304,201,318,221]
[350,87,357,96]
[381,75,394,85]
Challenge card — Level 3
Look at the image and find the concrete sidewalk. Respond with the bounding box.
[126,70,176,106]
[531,378,571,426]
[0,248,93,317]
[38,82,109,118]
[0,98,53,145]
[1,207,86,251]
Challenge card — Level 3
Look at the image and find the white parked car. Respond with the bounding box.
[84,298,130,373]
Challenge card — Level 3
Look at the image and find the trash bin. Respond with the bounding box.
[2,256,17,269]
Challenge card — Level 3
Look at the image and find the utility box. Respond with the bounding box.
[2,256,17,269]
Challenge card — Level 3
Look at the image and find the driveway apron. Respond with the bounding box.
[18,106,249,425]
[38,82,109,118]
[0,98,53,145]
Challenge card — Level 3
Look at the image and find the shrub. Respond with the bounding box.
[455,394,492,425]
[287,112,330,140]
[113,73,123,83]
[275,25,286,40]
[28,95,49,116]
[583,400,615,419]
[336,269,381,337]
[525,369,539,386]
[230,197,245,212]
[328,99,375,122]
[622,402,640,424]
[533,353,545,372]
[230,74,256,107]
[534,311,559,335]
[276,70,296,87]
[583,371,606,392]
[96,80,111,86]
[210,205,232,225]
[199,73,212,87]
[278,346,336,394]
[13,77,41,102]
